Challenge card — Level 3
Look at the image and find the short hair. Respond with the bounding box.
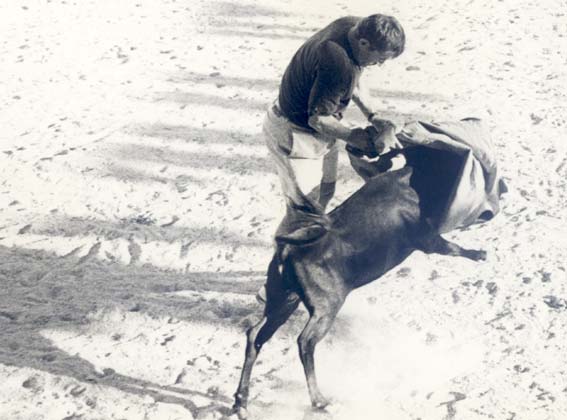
[355,14,405,57]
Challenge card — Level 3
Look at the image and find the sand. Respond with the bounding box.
[1,0,566,419]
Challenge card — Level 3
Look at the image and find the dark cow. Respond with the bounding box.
[232,145,490,418]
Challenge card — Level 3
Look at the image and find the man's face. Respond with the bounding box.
[357,39,397,67]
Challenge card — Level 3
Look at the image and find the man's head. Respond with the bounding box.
[351,14,405,67]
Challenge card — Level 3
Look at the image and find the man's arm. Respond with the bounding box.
[305,41,379,154]
[308,114,375,154]
[352,78,403,152]
[351,77,374,120]
[307,114,353,140]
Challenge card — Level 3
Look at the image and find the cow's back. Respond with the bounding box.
[327,166,422,288]
[281,146,471,293]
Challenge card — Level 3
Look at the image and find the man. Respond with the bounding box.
[258,14,406,303]
[264,14,406,216]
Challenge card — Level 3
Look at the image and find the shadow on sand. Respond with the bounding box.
[0,244,271,418]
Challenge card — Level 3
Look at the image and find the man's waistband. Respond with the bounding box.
[271,101,315,134]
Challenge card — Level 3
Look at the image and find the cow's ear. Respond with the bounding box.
[275,225,327,245]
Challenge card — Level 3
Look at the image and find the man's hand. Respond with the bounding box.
[368,116,403,154]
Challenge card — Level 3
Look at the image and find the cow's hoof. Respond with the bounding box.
[473,250,487,261]
[233,406,248,420]
[312,398,331,411]
[465,249,487,261]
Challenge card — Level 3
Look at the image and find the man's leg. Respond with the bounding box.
[282,141,337,211]
[318,144,338,211]
[263,110,322,213]
[287,157,325,205]
[259,108,324,303]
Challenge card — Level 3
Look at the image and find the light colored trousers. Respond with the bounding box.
[263,103,338,212]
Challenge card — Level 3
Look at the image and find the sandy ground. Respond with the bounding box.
[1,0,566,419]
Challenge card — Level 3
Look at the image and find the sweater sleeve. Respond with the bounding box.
[307,40,353,118]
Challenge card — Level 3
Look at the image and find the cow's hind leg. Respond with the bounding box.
[297,295,344,410]
[420,234,487,261]
[233,265,300,418]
